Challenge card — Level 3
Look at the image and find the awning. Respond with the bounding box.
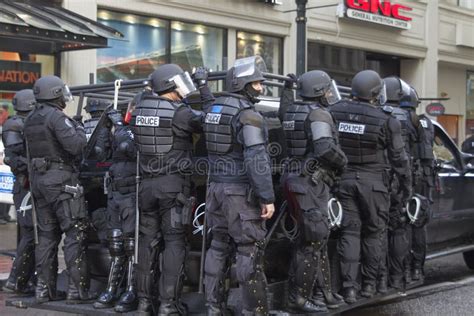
[0,0,124,54]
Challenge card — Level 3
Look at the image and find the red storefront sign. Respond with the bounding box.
[345,0,413,30]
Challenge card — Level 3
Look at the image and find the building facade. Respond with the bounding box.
[15,0,474,142]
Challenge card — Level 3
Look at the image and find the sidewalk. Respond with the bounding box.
[0,222,72,315]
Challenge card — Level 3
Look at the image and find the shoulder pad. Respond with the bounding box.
[239,109,263,128]
[382,105,394,113]
[308,107,333,125]
[2,116,23,132]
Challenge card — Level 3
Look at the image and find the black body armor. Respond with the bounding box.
[331,100,388,164]
[204,94,252,154]
[2,115,24,147]
[84,117,100,141]
[417,114,434,160]
[282,102,317,157]
[131,96,191,155]
[24,104,74,162]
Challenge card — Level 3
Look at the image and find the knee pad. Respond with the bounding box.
[108,229,124,256]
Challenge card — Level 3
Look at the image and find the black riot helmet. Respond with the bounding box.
[33,75,73,108]
[12,89,36,113]
[400,86,420,109]
[150,64,196,98]
[383,76,411,104]
[227,56,266,93]
[351,70,387,105]
[84,98,110,114]
[297,70,341,106]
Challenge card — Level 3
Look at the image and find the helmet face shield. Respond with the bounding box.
[378,82,387,105]
[168,71,196,98]
[324,80,342,105]
[62,85,74,103]
[233,55,267,78]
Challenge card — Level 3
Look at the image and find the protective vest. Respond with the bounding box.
[391,107,409,147]
[204,94,252,155]
[417,114,435,160]
[131,96,191,155]
[331,101,388,164]
[112,126,135,162]
[282,102,318,157]
[23,103,74,162]
[2,115,24,147]
[84,117,100,141]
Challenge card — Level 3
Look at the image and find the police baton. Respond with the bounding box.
[134,151,140,264]
[24,139,38,245]
[198,173,210,294]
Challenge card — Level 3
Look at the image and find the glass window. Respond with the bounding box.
[236,31,282,75]
[97,10,169,82]
[171,21,225,73]
[459,0,474,10]
[465,72,474,134]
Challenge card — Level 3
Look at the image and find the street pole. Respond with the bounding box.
[295,0,307,76]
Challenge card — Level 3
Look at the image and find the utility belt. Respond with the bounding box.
[209,174,249,184]
[110,176,136,194]
[341,170,385,182]
[31,157,74,173]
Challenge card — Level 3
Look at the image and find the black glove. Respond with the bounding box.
[106,108,123,126]
[192,66,209,87]
[72,115,83,124]
[284,73,297,89]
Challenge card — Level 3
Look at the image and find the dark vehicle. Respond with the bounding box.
[6,77,474,314]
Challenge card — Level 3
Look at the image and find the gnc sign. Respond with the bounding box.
[345,0,413,30]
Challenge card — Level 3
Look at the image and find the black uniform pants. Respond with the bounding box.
[204,182,268,314]
[411,167,434,270]
[107,189,136,236]
[8,176,35,288]
[31,169,89,294]
[136,174,186,302]
[337,173,389,289]
[281,173,330,299]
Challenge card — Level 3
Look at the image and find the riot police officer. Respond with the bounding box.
[405,88,435,281]
[93,105,138,312]
[2,89,36,294]
[382,76,421,290]
[83,98,113,161]
[130,64,210,315]
[203,56,275,316]
[23,75,94,303]
[330,70,410,303]
[280,70,347,312]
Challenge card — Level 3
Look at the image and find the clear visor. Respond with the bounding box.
[63,85,74,103]
[399,79,411,97]
[168,71,196,98]
[324,80,342,105]
[233,55,267,78]
[378,82,387,105]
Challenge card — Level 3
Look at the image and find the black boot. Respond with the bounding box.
[342,287,357,304]
[360,283,376,298]
[412,268,422,281]
[288,290,328,313]
[378,277,388,294]
[137,297,153,314]
[94,255,126,308]
[158,300,188,316]
[35,278,65,304]
[115,252,138,313]
[207,303,233,316]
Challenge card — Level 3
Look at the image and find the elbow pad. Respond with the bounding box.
[242,125,265,148]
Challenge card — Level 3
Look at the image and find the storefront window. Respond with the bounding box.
[97,10,169,82]
[465,72,474,134]
[97,10,227,86]
[171,21,225,73]
[459,0,474,10]
[237,31,282,75]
